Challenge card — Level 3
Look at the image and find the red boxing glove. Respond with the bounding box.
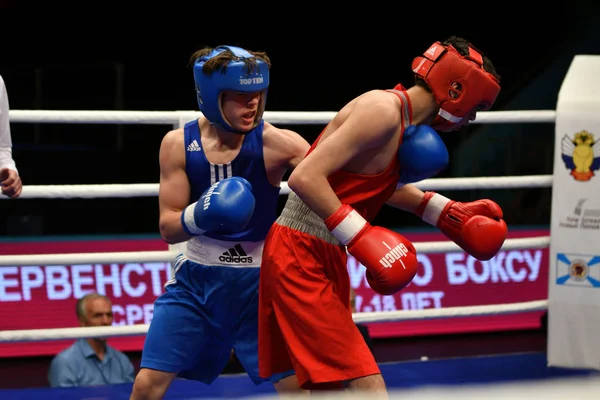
[416,192,507,261]
[325,204,418,295]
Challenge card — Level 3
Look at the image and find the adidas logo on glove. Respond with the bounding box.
[219,244,253,264]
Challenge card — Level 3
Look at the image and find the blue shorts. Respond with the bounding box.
[141,254,293,385]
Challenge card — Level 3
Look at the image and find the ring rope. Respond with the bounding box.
[3,108,554,349]
[0,300,548,343]
[9,109,557,125]
[0,237,549,267]
[1,175,553,200]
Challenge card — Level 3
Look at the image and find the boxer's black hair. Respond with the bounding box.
[414,36,500,92]
[442,36,500,80]
[188,46,271,76]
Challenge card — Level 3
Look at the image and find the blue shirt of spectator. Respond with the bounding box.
[48,338,135,387]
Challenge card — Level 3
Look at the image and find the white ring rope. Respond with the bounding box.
[9,109,557,125]
[0,300,549,343]
[351,300,549,324]
[2,109,554,345]
[1,175,553,200]
[0,237,549,267]
[0,251,175,266]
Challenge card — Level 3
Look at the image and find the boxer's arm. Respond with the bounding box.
[288,93,399,220]
[262,123,310,186]
[280,128,311,170]
[158,129,192,244]
[385,184,426,213]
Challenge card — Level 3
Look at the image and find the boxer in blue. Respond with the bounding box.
[129,46,310,399]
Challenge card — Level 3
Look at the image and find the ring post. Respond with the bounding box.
[548,55,600,370]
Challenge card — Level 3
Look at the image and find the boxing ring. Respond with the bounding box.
[1,109,553,335]
[3,54,600,398]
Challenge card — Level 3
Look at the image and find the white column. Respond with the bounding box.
[548,55,600,370]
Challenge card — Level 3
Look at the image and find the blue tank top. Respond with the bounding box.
[184,119,281,242]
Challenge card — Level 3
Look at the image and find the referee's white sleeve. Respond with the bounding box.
[0,74,17,173]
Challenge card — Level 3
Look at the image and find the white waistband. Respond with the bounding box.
[184,235,263,267]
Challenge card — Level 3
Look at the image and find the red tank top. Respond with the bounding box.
[307,85,412,222]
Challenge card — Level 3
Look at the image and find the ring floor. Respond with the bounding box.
[0,326,598,399]
[0,352,597,399]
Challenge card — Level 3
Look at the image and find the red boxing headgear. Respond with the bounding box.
[412,41,500,130]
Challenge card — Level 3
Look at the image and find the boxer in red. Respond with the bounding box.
[258,36,507,397]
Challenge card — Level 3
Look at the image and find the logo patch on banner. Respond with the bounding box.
[558,199,600,230]
[561,130,600,181]
[555,253,600,287]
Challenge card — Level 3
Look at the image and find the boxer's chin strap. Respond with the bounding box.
[0,147,18,174]
[438,108,464,124]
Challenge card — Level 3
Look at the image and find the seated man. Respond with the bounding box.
[48,293,135,387]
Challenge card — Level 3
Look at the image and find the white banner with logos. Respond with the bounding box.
[548,55,600,370]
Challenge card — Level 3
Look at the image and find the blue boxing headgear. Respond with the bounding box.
[193,45,270,134]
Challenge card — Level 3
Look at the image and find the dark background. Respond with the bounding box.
[0,0,597,391]
[1,2,599,237]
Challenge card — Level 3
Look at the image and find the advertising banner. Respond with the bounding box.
[351,229,548,338]
[0,228,549,358]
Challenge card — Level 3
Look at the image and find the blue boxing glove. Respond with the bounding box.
[397,125,449,184]
[228,176,253,190]
[181,177,255,236]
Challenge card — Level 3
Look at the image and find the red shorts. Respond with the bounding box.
[258,223,380,388]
